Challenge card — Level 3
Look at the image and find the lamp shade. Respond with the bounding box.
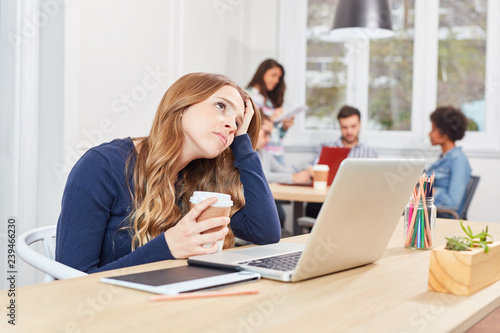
[331,0,394,41]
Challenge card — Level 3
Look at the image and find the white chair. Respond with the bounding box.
[17,225,87,282]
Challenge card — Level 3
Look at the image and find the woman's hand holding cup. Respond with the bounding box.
[164,196,231,259]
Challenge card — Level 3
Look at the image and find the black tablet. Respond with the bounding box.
[101,265,260,295]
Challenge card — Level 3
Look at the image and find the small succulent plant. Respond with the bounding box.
[445,236,471,251]
[445,220,494,253]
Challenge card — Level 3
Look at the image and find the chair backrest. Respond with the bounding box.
[17,225,87,281]
[458,175,480,220]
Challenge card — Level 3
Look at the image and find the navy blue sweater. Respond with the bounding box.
[56,134,280,273]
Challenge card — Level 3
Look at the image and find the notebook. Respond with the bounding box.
[317,146,351,185]
[188,159,425,282]
[101,265,260,295]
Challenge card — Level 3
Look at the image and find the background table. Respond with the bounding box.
[3,219,500,332]
[269,182,329,235]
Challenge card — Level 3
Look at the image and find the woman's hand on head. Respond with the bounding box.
[164,197,230,259]
[235,98,255,137]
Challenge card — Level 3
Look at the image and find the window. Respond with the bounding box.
[281,0,499,152]
[305,0,415,132]
[368,0,415,131]
[305,0,346,130]
[437,0,487,132]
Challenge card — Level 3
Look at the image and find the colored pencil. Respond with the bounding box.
[148,289,259,301]
[405,183,422,246]
[404,173,435,249]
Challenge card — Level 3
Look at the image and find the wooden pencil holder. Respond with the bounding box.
[428,242,500,296]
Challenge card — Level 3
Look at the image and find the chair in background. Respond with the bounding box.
[436,175,480,220]
[297,216,316,234]
[17,225,87,282]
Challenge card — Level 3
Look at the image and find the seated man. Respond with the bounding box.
[311,105,377,163]
[257,111,313,228]
[306,105,377,218]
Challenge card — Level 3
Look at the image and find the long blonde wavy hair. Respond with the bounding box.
[126,73,261,251]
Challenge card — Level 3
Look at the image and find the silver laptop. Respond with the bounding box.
[188,159,425,282]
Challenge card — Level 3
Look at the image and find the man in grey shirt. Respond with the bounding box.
[257,112,313,184]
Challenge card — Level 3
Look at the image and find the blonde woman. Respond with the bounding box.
[56,73,281,273]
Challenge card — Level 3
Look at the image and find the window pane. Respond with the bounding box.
[305,0,346,130]
[437,0,487,132]
[368,0,415,131]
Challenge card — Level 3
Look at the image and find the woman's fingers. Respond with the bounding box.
[190,227,230,255]
[193,216,231,234]
[185,197,218,220]
[235,98,255,136]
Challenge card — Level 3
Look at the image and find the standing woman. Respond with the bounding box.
[247,59,293,165]
[427,106,472,216]
[56,73,281,274]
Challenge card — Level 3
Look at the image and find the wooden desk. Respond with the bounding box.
[269,182,329,235]
[4,219,500,332]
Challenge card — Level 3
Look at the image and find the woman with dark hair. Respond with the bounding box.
[247,59,292,165]
[427,106,472,214]
[56,72,281,273]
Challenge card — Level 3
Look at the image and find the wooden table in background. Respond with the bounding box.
[269,182,329,235]
[4,219,500,332]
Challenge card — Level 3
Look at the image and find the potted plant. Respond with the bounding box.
[428,221,500,296]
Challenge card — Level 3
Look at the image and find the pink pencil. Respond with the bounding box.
[408,202,413,233]
[405,182,422,246]
[148,289,259,301]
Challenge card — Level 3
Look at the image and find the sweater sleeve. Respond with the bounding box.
[56,149,175,273]
[433,154,471,210]
[229,135,281,244]
[259,150,293,184]
[85,235,174,273]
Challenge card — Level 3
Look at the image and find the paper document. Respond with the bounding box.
[274,105,308,123]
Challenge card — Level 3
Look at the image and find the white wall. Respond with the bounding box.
[65,0,279,164]
[1,0,45,289]
[38,0,65,250]
[68,0,173,159]
[467,157,500,223]
[181,0,279,86]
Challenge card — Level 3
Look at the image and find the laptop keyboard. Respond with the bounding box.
[240,251,302,272]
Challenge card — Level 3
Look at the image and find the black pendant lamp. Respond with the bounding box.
[331,0,394,41]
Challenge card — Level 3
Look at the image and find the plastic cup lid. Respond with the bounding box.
[189,191,233,207]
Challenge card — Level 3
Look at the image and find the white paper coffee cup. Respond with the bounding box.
[313,164,329,190]
[189,191,233,207]
[189,191,233,252]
